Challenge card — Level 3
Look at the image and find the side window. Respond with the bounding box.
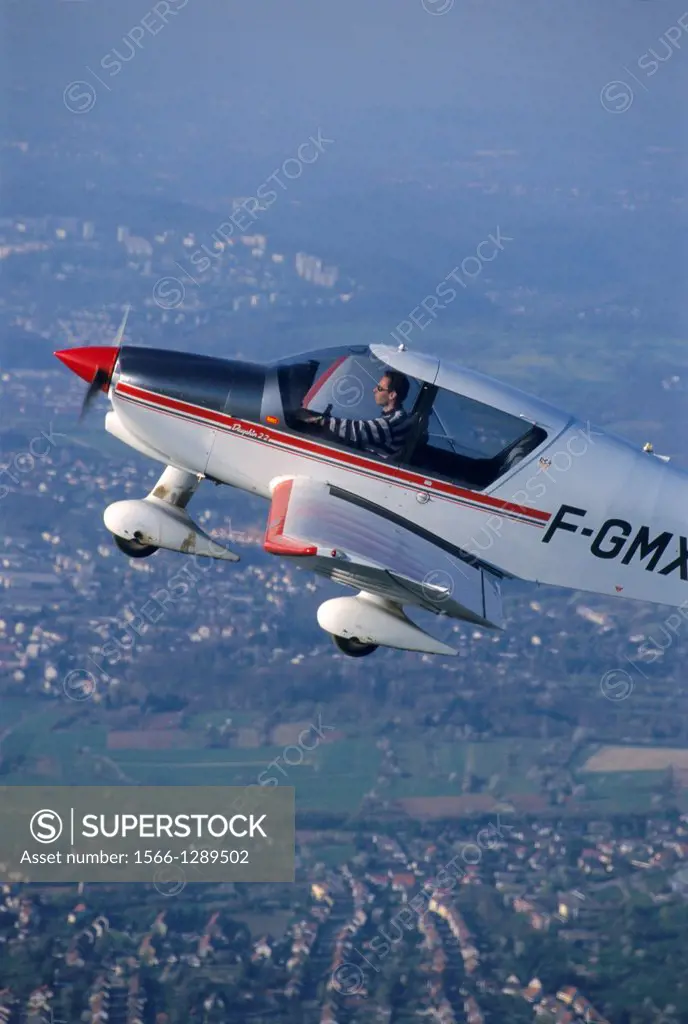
[408,388,546,489]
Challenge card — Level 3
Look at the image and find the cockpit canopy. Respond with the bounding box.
[270,344,554,490]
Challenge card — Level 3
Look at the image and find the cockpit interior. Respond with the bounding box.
[271,346,547,491]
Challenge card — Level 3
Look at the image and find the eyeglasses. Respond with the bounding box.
[374,384,390,393]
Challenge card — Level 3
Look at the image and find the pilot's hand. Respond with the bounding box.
[295,409,323,424]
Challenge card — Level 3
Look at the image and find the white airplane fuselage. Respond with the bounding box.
[104,344,688,614]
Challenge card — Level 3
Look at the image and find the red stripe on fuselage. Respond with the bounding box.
[115,381,551,525]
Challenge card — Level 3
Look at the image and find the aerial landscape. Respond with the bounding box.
[1,0,688,1021]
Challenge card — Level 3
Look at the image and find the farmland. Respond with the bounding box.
[4,698,688,817]
[582,745,688,773]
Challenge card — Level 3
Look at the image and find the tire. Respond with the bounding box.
[332,634,379,658]
[113,534,159,559]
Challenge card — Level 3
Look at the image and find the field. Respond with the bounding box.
[573,744,688,811]
[577,770,667,806]
[384,737,549,802]
[582,746,688,774]
[105,735,380,812]
[0,706,382,812]
[6,699,688,817]
[100,733,552,813]
[1,704,534,810]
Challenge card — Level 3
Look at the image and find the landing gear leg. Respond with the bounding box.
[332,634,379,658]
[111,465,201,559]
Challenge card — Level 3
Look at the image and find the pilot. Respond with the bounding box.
[302,369,413,458]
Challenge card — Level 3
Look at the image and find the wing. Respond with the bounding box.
[264,477,504,628]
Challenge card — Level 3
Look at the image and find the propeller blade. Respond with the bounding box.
[79,368,109,421]
[113,304,131,348]
[78,306,130,420]
[60,306,130,421]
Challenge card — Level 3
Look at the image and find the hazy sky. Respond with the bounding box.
[1,3,686,368]
[5,0,687,133]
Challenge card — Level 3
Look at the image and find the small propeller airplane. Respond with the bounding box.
[54,309,688,657]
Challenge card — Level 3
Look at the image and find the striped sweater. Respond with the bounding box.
[322,406,413,457]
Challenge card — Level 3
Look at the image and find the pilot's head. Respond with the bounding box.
[374,369,409,410]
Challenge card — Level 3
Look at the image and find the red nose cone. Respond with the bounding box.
[54,346,119,390]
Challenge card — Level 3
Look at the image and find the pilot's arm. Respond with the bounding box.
[306,409,410,457]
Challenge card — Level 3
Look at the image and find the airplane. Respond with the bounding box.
[54,310,688,658]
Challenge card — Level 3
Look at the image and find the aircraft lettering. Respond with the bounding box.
[621,526,672,571]
[590,519,632,559]
[229,423,270,442]
[541,504,587,543]
[658,536,688,580]
[542,503,688,580]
